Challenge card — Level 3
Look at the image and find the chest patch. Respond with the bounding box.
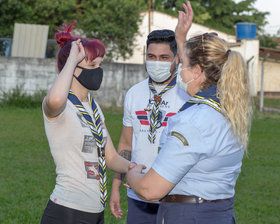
[171,131,189,146]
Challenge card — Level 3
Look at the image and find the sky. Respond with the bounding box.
[236,0,280,35]
[254,0,280,35]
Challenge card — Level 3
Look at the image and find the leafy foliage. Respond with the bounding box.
[146,0,279,48]
[258,34,278,48]
[75,0,143,60]
[0,0,76,38]
[0,0,142,60]
[148,0,269,35]
[0,0,277,57]
[0,86,46,108]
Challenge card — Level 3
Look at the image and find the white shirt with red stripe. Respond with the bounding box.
[123,78,190,202]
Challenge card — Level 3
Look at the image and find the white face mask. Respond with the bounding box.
[176,63,194,93]
[146,60,174,82]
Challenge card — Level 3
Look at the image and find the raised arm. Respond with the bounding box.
[43,40,85,119]
[175,1,193,60]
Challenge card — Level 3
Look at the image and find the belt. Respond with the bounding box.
[161,195,229,204]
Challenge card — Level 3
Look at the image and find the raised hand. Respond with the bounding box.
[175,1,193,56]
[69,39,85,64]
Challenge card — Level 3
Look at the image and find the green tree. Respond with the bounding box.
[0,0,143,60]
[75,0,143,60]
[144,0,211,24]
[148,0,269,35]
[259,34,278,48]
[0,0,76,38]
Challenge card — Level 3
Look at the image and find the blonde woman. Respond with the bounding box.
[126,2,252,224]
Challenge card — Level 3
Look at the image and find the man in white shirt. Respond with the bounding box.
[109,29,190,224]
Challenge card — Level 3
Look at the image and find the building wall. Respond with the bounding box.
[0,56,146,108]
[0,56,279,109]
[257,59,280,95]
[114,10,260,96]
[231,40,260,96]
[115,10,236,65]
[0,56,57,96]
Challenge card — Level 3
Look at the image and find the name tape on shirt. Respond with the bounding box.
[171,131,189,146]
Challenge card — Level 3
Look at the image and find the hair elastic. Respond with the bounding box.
[226,49,231,59]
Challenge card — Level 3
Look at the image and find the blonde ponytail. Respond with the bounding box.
[186,34,253,151]
[217,51,253,151]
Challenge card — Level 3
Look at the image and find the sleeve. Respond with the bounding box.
[122,90,133,127]
[152,116,209,184]
[158,121,169,150]
[42,98,67,123]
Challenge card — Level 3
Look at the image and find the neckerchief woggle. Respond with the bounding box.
[68,90,108,207]
[179,85,222,114]
[148,73,177,143]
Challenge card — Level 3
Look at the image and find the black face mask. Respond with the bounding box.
[74,65,103,90]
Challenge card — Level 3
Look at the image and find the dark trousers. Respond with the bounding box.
[157,197,236,224]
[41,200,104,224]
[127,197,159,224]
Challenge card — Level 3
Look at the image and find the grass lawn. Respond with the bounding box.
[0,104,279,223]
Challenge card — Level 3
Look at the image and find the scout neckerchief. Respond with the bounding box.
[179,85,222,114]
[148,74,177,143]
[68,90,107,207]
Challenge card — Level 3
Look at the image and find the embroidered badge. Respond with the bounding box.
[171,131,189,146]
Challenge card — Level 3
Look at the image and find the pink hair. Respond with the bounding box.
[55,22,106,72]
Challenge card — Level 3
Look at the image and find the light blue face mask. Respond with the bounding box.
[146,58,175,82]
[176,48,194,93]
[176,63,193,93]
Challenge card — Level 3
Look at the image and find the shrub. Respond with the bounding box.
[0,86,46,108]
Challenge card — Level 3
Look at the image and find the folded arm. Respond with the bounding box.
[127,166,175,202]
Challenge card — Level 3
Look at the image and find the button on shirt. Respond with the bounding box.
[152,103,244,200]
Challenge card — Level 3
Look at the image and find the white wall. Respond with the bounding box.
[0,56,278,109]
[232,40,260,96]
[257,59,280,94]
[115,10,237,65]
[0,57,146,108]
[115,10,260,96]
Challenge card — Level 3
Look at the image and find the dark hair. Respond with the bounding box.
[55,22,106,72]
[146,29,177,56]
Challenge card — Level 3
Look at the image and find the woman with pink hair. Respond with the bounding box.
[41,23,131,224]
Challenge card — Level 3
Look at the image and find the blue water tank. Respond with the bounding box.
[235,22,257,40]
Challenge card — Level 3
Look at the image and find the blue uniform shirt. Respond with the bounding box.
[152,103,244,200]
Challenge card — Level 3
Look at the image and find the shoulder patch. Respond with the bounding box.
[171,131,189,146]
